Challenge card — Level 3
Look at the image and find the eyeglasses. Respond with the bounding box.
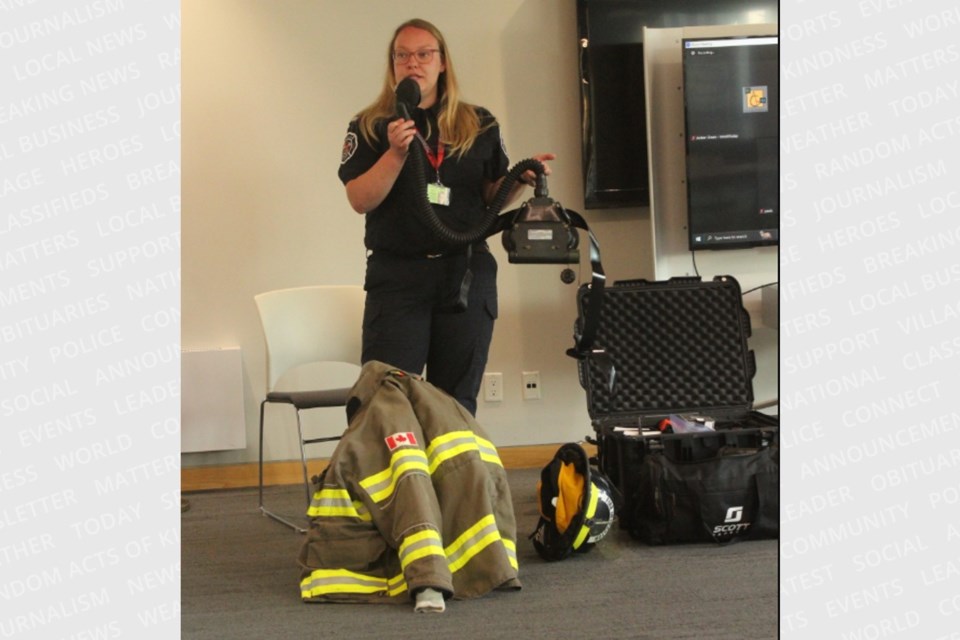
[392,49,439,64]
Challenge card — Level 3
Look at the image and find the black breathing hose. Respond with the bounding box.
[393,98,608,373]
[403,138,545,247]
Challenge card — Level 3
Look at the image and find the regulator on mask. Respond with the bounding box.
[500,174,580,266]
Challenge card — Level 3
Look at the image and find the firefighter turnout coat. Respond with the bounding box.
[298,360,521,603]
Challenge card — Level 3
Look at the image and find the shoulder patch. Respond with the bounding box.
[385,432,418,451]
[499,129,509,160]
[341,132,358,165]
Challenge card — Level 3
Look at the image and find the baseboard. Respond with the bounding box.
[182,442,596,492]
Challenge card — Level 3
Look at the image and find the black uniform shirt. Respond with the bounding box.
[338,103,510,256]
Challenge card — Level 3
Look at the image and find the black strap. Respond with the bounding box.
[564,210,615,394]
[563,210,604,358]
[485,206,615,393]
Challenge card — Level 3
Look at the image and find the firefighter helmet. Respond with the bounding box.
[531,443,618,561]
[581,471,616,547]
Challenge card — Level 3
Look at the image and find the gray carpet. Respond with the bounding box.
[182,468,778,639]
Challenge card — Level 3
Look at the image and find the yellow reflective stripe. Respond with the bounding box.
[308,505,353,517]
[399,529,442,553]
[300,568,389,598]
[446,515,496,556]
[572,484,600,550]
[426,431,472,471]
[398,529,446,570]
[303,520,516,600]
[445,514,502,573]
[311,487,351,502]
[572,525,590,549]
[475,435,503,467]
[426,431,503,473]
[387,573,408,597]
[360,448,430,503]
[398,519,518,575]
[431,441,478,472]
[360,449,426,490]
[301,568,409,599]
[404,544,446,566]
[502,537,519,570]
[306,488,371,521]
[585,484,599,521]
[306,503,371,521]
[368,459,429,503]
[450,530,500,573]
[425,430,464,451]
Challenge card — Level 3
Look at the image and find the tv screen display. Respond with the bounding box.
[682,35,779,250]
[576,0,778,210]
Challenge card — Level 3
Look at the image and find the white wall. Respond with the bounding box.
[181,1,767,467]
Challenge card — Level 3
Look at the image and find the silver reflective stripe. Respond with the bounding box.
[398,529,445,570]
[307,488,371,520]
[446,516,500,573]
[427,431,503,473]
[502,537,518,569]
[427,432,476,471]
[475,436,500,461]
[301,569,387,597]
[360,449,430,503]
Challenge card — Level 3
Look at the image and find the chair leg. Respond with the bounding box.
[296,409,312,508]
[258,400,308,534]
[258,399,267,510]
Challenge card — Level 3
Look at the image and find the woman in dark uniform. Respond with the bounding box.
[339,18,554,416]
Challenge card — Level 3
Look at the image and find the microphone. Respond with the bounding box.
[395,77,421,120]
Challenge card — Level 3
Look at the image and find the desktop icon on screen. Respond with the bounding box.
[743,86,768,113]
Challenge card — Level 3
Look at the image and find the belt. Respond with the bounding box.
[376,242,489,260]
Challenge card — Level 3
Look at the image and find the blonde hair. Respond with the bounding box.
[355,19,492,158]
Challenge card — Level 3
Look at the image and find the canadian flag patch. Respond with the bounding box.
[385,432,418,451]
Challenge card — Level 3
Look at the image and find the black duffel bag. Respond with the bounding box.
[628,442,779,545]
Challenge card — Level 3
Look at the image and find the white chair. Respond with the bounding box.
[254,285,365,532]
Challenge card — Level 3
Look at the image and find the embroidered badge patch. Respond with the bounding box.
[341,132,358,164]
[385,432,418,451]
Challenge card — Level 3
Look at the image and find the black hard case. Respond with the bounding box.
[574,276,779,530]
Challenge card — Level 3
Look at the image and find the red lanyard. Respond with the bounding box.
[415,132,444,176]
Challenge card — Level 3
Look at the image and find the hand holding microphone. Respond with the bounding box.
[388,119,417,156]
[389,78,421,156]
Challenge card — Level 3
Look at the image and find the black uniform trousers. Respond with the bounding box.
[361,246,497,416]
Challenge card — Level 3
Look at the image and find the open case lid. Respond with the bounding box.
[576,276,757,426]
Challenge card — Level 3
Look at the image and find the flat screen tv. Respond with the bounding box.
[576,0,778,209]
[682,35,779,250]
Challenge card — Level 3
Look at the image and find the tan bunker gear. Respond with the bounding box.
[298,361,521,603]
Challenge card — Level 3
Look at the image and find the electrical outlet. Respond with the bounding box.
[522,371,541,400]
[483,372,503,402]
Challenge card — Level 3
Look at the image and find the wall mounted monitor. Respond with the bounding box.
[575,0,779,210]
[682,35,779,250]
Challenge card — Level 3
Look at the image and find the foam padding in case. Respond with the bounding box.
[577,276,756,421]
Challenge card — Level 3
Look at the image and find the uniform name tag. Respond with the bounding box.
[427,182,451,206]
